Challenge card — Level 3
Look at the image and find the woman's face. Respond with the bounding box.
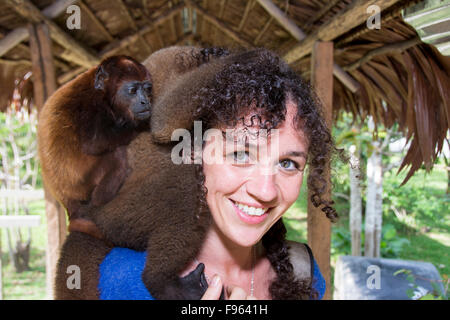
[202,99,308,247]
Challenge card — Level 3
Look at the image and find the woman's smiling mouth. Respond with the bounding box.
[229,199,271,224]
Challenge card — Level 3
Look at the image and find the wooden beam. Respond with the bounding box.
[0,58,31,66]
[218,0,227,18]
[256,0,306,40]
[100,3,184,57]
[336,0,421,47]
[115,0,152,55]
[5,0,99,68]
[186,0,253,48]
[28,23,57,110]
[0,28,29,57]
[283,0,403,64]
[168,1,179,43]
[303,0,341,30]
[78,1,114,42]
[0,189,44,200]
[154,25,165,48]
[211,0,227,44]
[0,216,41,228]
[57,66,85,84]
[254,16,273,45]
[343,37,421,71]
[0,0,79,58]
[199,0,209,38]
[256,0,360,93]
[59,3,185,84]
[308,41,333,301]
[238,0,255,31]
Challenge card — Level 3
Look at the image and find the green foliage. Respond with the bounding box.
[383,170,449,232]
[331,223,410,258]
[393,269,448,300]
[380,224,410,257]
[0,109,42,189]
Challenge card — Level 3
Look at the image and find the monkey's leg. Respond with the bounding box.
[142,216,210,300]
[55,232,112,299]
[90,146,129,208]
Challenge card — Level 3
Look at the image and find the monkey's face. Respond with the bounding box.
[115,79,153,123]
[94,55,153,126]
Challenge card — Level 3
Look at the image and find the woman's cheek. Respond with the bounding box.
[281,173,304,207]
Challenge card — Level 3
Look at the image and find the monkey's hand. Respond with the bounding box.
[150,263,207,300]
[177,263,209,299]
[147,263,224,300]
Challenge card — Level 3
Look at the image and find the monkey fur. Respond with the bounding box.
[54,46,232,299]
[38,55,152,220]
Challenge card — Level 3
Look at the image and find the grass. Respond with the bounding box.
[1,199,47,300]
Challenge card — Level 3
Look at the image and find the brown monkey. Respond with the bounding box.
[55,46,233,300]
[38,55,152,219]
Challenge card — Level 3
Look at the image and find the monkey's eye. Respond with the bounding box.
[143,83,152,95]
[128,86,137,95]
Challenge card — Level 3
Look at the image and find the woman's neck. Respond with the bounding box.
[196,224,256,278]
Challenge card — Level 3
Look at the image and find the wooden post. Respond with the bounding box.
[308,41,333,300]
[0,224,3,300]
[28,22,66,299]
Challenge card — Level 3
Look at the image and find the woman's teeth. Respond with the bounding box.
[235,202,268,216]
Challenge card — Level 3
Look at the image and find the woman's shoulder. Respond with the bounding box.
[286,240,326,300]
[286,240,312,280]
[98,247,154,300]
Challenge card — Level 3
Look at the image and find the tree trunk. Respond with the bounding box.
[444,156,449,194]
[0,228,3,300]
[364,141,383,257]
[349,145,362,256]
[374,166,383,258]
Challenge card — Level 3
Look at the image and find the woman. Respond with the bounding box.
[98,48,337,300]
[178,48,337,300]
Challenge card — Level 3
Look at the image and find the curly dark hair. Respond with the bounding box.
[191,48,338,300]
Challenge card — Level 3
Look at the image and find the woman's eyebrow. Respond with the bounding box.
[282,151,307,159]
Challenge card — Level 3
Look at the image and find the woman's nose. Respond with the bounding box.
[246,168,278,203]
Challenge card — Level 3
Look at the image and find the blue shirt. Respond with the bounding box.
[98,247,326,300]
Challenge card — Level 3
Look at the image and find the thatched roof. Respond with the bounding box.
[0,0,449,182]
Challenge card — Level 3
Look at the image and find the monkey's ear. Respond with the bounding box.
[94,65,109,91]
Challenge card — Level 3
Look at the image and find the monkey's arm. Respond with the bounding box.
[150,58,227,144]
[89,146,130,208]
[80,128,138,156]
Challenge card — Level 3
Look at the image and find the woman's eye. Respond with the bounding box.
[279,159,299,171]
[229,151,250,164]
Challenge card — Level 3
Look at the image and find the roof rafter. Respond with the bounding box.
[115,0,152,54]
[78,1,114,43]
[238,0,256,32]
[186,0,253,48]
[4,0,100,68]
[283,0,404,64]
[100,3,184,57]
[343,37,421,71]
[256,0,360,93]
[0,0,78,58]
[57,2,185,84]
